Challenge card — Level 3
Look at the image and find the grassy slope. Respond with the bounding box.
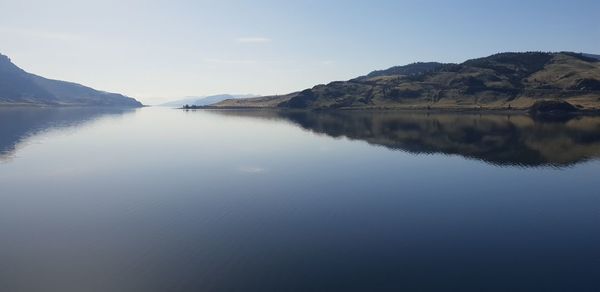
[213,52,600,110]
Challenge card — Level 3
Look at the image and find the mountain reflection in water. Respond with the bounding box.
[0,107,136,161]
[208,110,600,167]
[1,107,599,291]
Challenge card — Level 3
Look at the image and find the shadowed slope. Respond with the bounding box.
[0,53,142,107]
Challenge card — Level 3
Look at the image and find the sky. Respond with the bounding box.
[1,0,599,104]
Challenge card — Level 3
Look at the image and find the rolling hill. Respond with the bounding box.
[213,52,600,111]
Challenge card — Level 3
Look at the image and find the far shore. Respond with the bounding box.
[180,105,600,117]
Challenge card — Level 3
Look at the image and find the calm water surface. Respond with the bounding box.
[0,107,599,291]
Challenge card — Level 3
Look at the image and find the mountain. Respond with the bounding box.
[0,53,142,107]
[583,53,600,61]
[354,62,447,80]
[214,52,600,111]
[158,94,258,107]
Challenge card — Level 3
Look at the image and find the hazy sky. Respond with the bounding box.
[1,0,599,104]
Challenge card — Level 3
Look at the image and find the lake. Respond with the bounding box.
[1,107,599,291]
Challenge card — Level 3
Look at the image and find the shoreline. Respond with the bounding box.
[181,105,600,117]
[0,103,147,108]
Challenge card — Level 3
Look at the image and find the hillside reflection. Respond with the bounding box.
[210,110,600,167]
[0,107,136,161]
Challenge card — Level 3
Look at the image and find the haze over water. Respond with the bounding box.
[1,107,599,291]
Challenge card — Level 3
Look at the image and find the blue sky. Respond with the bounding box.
[1,0,598,104]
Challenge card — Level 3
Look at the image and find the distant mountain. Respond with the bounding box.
[159,94,257,107]
[214,52,600,111]
[0,53,142,107]
[582,53,600,60]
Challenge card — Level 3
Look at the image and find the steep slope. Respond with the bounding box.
[0,53,142,107]
[213,52,600,111]
[0,54,54,105]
